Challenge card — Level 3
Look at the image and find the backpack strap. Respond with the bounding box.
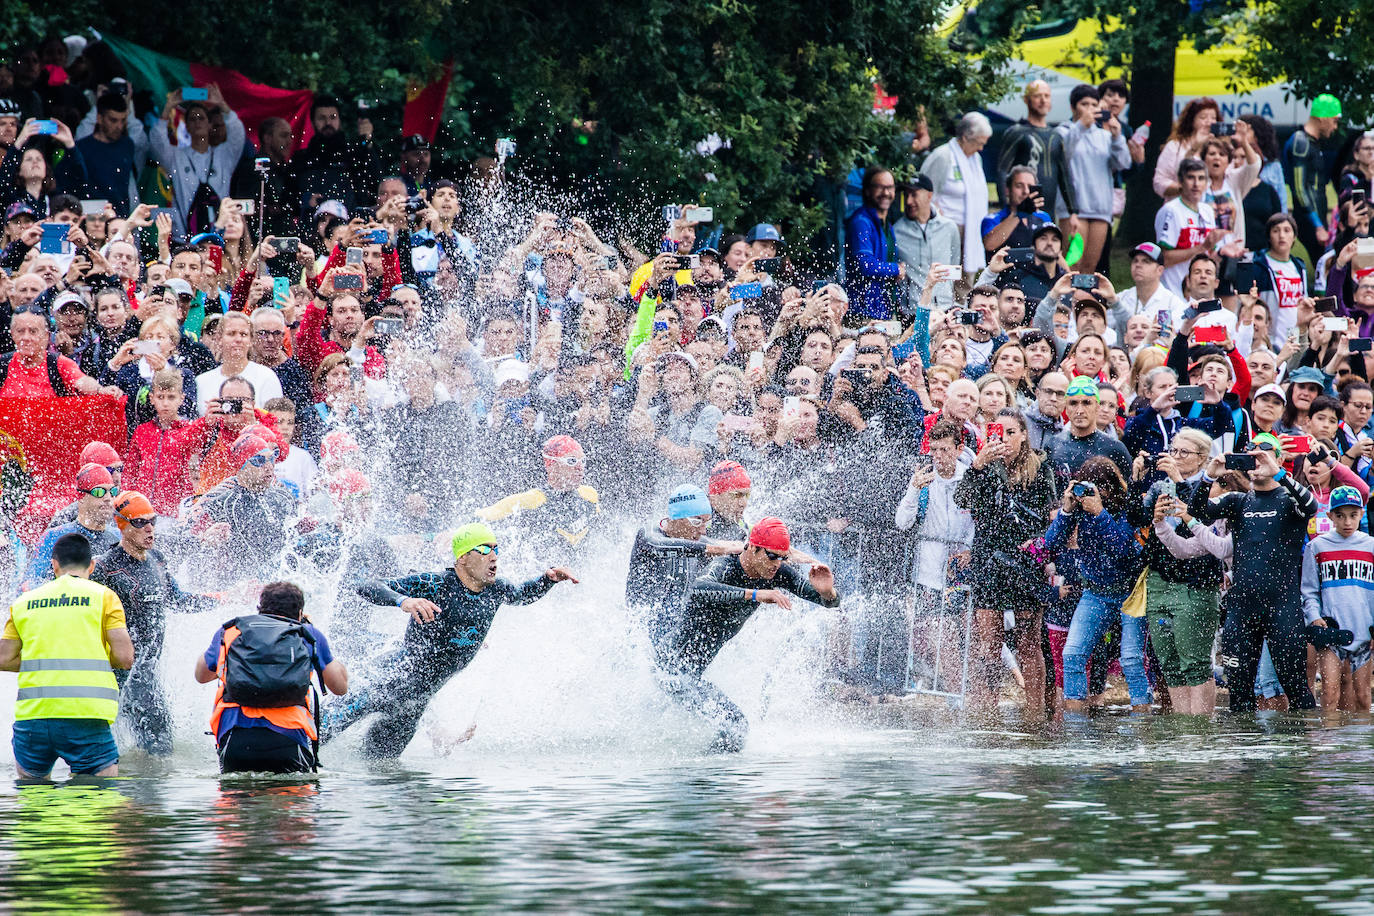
[45,354,70,397]
[0,353,11,390]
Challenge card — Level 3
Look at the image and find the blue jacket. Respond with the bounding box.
[844,205,902,320]
[1044,507,1141,598]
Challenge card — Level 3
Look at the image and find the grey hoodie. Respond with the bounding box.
[1301,529,1374,635]
[1022,406,1063,451]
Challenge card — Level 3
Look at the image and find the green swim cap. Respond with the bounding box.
[1250,432,1284,454]
[1312,93,1342,119]
[451,522,498,559]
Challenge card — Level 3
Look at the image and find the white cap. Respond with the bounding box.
[657,350,699,375]
[315,200,349,221]
[493,359,531,388]
[165,278,194,298]
[52,290,88,312]
[1254,383,1286,404]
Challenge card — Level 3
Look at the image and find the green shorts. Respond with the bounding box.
[1145,573,1220,688]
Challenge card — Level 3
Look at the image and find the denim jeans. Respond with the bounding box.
[1063,589,1151,705]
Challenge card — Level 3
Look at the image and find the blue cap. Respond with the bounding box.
[189,231,225,247]
[1329,486,1365,512]
[745,223,783,244]
[1287,366,1327,389]
[667,484,712,519]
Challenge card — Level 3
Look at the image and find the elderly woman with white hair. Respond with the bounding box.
[921,112,993,274]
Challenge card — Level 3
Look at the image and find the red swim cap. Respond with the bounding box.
[80,441,121,467]
[229,434,271,470]
[748,516,790,552]
[328,468,371,503]
[543,434,584,459]
[74,463,113,491]
[708,461,751,495]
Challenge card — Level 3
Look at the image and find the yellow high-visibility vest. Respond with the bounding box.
[10,576,120,722]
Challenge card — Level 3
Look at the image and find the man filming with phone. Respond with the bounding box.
[75,83,148,216]
[981,220,1066,304]
[981,166,1055,257]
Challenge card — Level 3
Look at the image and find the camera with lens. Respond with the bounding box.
[404,195,427,215]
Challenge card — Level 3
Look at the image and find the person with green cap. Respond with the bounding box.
[1282,93,1343,260]
[322,522,578,758]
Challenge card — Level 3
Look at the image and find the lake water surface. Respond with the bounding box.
[3,710,1371,914]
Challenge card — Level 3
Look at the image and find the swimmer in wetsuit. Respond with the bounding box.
[659,516,840,753]
[322,522,578,758]
[93,492,216,756]
[474,434,601,562]
[627,485,744,655]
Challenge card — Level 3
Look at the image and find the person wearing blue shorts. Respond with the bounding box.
[0,533,134,778]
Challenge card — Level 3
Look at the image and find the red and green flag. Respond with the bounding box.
[101,33,316,151]
[403,58,454,142]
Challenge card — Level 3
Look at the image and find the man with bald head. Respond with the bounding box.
[1023,370,1068,450]
[996,79,1078,234]
[250,307,313,418]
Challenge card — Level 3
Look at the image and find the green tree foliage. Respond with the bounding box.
[1228,0,1374,124]
[968,0,1245,240]
[25,1,1011,248]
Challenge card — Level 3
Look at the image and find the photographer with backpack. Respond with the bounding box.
[194,581,348,774]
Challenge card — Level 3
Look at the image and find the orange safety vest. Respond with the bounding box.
[209,623,317,742]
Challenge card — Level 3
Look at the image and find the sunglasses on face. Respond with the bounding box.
[119,515,155,529]
[1249,441,1277,453]
[79,486,119,499]
[469,544,498,556]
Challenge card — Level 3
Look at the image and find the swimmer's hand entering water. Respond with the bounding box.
[401,597,443,623]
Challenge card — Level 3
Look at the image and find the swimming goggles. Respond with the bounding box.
[1064,376,1100,399]
[79,486,120,499]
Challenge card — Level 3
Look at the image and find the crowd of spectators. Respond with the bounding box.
[2,35,1373,720]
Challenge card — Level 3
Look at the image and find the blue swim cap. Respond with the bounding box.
[667,484,712,519]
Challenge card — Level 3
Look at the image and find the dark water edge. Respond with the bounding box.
[3,710,1373,914]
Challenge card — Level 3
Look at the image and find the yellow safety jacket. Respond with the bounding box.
[10,576,121,722]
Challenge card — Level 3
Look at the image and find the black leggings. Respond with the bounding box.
[1294,212,1325,267]
[116,664,173,756]
[1221,597,1316,712]
[219,726,315,774]
[321,651,450,759]
[655,666,748,753]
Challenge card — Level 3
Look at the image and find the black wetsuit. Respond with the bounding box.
[704,515,748,541]
[92,544,214,755]
[1189,472,1319,711]
[625,526,712,658]
[661,556,840,751]
[287,527,401,660]
[323,570,557,758]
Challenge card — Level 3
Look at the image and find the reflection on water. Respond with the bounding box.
[3,713,1374,913]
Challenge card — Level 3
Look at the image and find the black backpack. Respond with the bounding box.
[221,614,317,708]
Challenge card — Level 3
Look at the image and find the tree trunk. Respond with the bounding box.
[1121,4,1178,246]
